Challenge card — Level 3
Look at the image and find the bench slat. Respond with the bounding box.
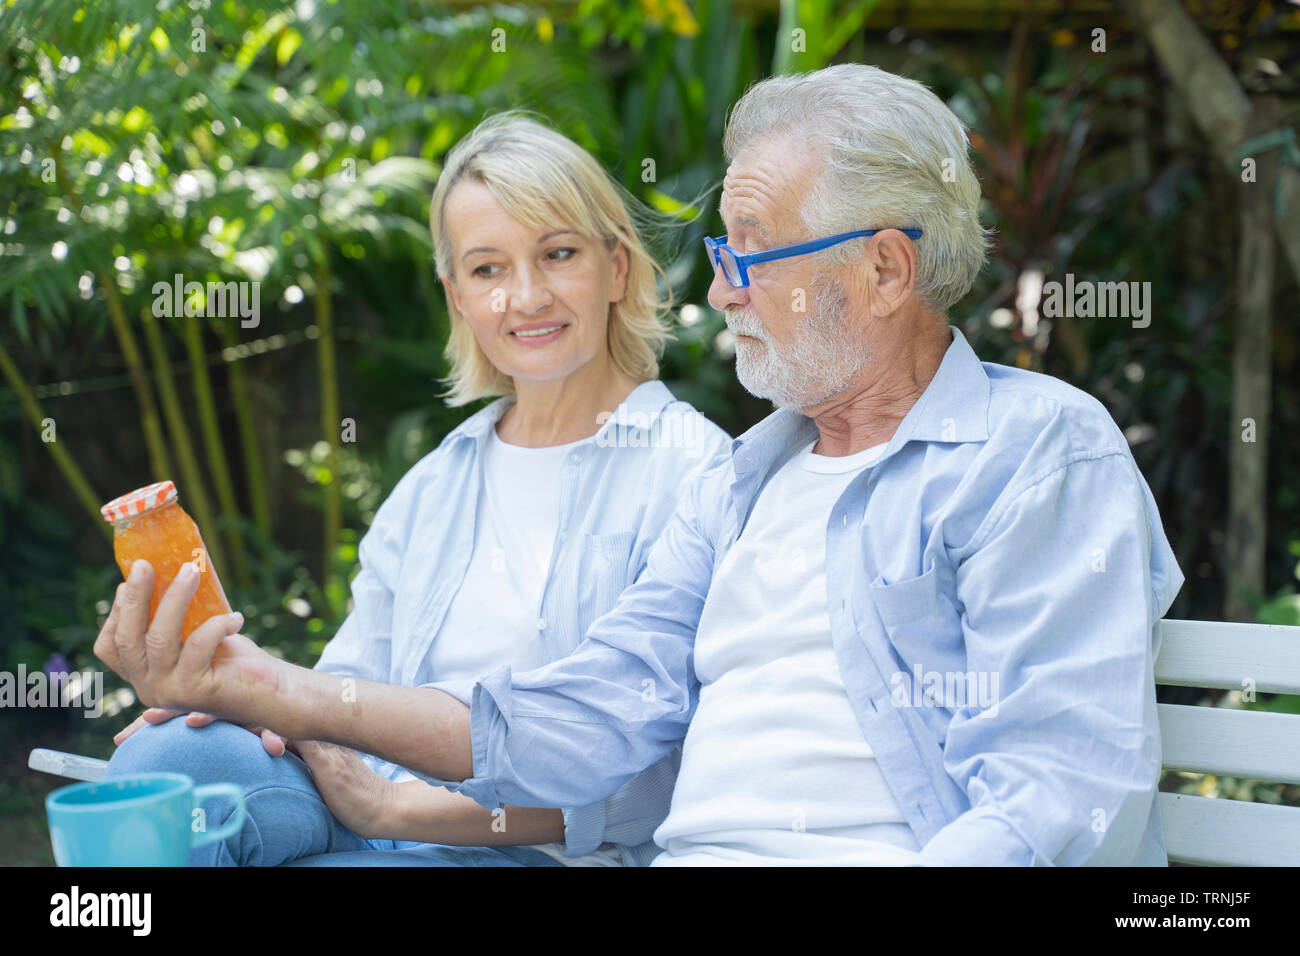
[1155,620,1300,695]
[1160,792,1300,866]
[1158,702,1300,784]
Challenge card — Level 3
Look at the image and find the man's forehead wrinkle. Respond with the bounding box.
[720,164,787,236]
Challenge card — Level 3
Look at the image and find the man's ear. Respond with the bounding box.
[867,230,918,318]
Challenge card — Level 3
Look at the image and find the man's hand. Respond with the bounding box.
[94,559,285,727]
[113,708,288,756]
[294,740,398,840]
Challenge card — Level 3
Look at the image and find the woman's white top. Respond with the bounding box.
[428,427,625,866]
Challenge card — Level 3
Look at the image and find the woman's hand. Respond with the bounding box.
[113,708,288,756]
[295,745,568,845]
[294,740,399,840]
[94,559,285,726]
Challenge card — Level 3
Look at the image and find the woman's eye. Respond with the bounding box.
[547,247,578,262]
[471,263,498,278]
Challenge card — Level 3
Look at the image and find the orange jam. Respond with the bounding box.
[101,481,231,640]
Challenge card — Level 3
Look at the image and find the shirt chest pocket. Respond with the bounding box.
[867,562,965,675]
[573,531,638,639]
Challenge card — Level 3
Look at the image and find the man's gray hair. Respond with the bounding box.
[722,63,991,315]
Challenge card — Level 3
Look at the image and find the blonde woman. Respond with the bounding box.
[106,112,731,866]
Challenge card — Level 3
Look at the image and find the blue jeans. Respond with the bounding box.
[104,718,563,867]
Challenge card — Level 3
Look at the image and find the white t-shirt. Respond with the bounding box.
[425,426,625,867]
[652,437,922,865]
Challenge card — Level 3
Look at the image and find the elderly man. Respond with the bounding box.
[96,63,1182,865]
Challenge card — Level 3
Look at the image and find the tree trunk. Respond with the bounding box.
[56,149,173,486]
[1119,0,1300,283]
[183,315,249,588]
[139,309,230,583]
[0,339,111,543]
[214,320,272,540]
[315,256,342,583]
[103,279,174,482]
[1225,97,1278,622]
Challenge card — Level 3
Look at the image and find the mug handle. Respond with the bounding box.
[190,783,247,849]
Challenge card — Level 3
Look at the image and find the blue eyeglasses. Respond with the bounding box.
[703,228,923,288]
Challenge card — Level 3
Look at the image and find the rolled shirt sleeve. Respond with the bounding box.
[428,632,685,858]
[560,748,682,857]
[918,451,1181,865]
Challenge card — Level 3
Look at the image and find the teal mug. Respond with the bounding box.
[46,772,246,866]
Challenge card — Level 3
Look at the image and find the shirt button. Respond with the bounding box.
[537,618,547,631]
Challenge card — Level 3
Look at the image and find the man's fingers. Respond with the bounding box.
[184,712,218,727]
[114,561,156,681]
[94,583,127,677]
[143,561,200,673]
[143,707,188,725]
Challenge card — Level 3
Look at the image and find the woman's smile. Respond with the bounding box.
[510,322,570,345]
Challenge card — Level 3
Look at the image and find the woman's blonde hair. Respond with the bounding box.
[430,111,674,407]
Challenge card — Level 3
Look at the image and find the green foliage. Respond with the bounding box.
[0,2,1295,747]
[1254,538,1300,627]
[0,0,634,684]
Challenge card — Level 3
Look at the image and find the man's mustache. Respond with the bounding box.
[725,310,768,342]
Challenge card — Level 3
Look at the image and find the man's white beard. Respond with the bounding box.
[727,275,873,410]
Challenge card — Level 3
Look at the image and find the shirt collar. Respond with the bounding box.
[729,324,991,493]
[890,324,991,445]
[444,379,680,445]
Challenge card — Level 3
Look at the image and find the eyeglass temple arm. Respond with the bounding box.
[743,228,922,265]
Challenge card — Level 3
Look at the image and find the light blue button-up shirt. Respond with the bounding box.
[446,326,1185,865]
[313,379,732,866]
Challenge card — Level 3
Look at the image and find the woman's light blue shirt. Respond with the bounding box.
[312,379,732,866]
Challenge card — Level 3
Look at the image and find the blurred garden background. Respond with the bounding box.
[1,0,1297,864]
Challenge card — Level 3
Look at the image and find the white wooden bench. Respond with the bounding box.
[32,617,1300,865]
[1155,618,1300,866]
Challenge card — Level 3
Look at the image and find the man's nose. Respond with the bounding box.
[706,264,747,312]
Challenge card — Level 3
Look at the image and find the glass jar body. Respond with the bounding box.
[110,499,231,639]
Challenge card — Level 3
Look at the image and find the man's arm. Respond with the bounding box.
[432,460,723,811]
[98,460,726,806]
[276,458,723,798]
[917,452,1182,865]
